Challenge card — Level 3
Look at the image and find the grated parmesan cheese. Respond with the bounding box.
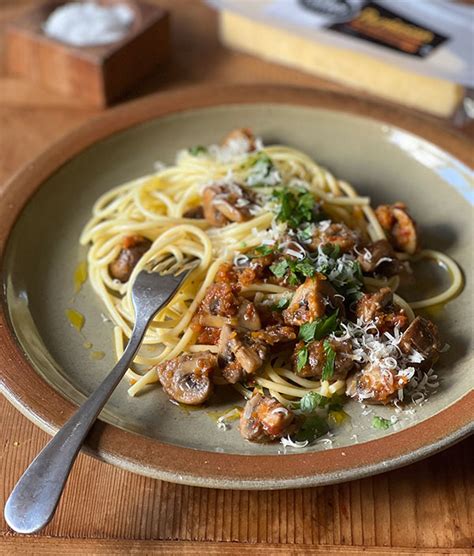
[335,319,440,404]
[279,239,306,260]
[233,253,250,267]
[280,436,309,450]
[208,136,254,163]
[315,436,334,449]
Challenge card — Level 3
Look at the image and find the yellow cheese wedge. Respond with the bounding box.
[219,10,464,118]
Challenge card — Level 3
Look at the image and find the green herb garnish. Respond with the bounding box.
[269,256,317,285]
[296,346,308,372]
[293,258,315,277]
[298,311,339,343]
[321,340,336,381]
[312,248,363,299]
[273,188,318,228]
[320,243,341,260]
[269,259,289,278]
[249,244,274,258]
[372,416,391,430]
[300,392,330,413]
[297,224,314,242]
[298,321,319,343]
[188,145,207,156]
[245,152,278,187]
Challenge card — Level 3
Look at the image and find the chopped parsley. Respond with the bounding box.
[296,345,308,372]
[296,393,348,444]
[321,243,341,260]
[312,243,342,274]
[311,246,363,299]
[249,244,274,258]
[298,311,339,343]
[269,258,289,279]
[297,224,314,243]
[188,145,207,156]
[269,256,316,286]
[300,392,330,413]
[273,188,319,228]
[321,340,336,381]
[295,415,329,442]
[372,416,391,430]
[298,321,318,343]
[292,258,315,278]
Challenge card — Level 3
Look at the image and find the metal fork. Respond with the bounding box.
[4,256,197,534]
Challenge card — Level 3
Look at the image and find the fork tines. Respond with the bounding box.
[150,255,198,276]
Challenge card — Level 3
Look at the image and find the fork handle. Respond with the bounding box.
[4,317,149,534]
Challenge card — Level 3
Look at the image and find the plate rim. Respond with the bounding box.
[1,84,473,489]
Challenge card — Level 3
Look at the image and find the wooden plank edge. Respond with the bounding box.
[0,537,471,555]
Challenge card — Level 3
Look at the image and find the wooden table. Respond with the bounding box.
[0,1,472,554]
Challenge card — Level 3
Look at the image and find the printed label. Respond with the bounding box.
[328,1,448,57]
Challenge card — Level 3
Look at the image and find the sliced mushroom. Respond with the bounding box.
[293,339,354,380]
[346,364,406,404]
[217,325,244,384]
[399,316,442,370]
[217,325,268,384]
[240,391,295,442]
[237,298,261,330]
[251,325,296,345]
[156,351,217,405]
[357,239,401,276]
[347,318,443,403]
[253,302,286,328]
[355,287,409,333]
[109,235,152,282]
[283,274,343,326]
[356,287,393,323]
[202,183,254,227]
[237,251,276,286]
[230,331,267,375]
[197,282,240,320]
[375,203,419,255]
[308,222,361,254]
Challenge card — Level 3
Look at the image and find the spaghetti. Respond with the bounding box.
[80,129,463,443]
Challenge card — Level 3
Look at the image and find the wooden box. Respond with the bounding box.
[5,1,170,107]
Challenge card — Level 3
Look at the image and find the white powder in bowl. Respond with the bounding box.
[43,1,135,47]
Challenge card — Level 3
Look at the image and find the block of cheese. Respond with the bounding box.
[219,10,464,118]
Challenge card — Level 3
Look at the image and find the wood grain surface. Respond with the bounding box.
[0,0,473,554]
